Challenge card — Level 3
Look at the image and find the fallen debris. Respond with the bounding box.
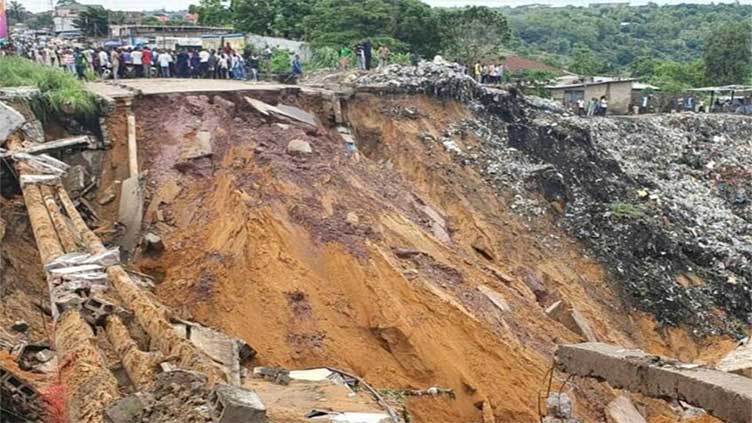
[0,101,26,142]
[210,383,267,423]
[606,395,646,423]
[556,342,752,423]
[287,139,313,155]
[545,301,598,342]
[717,338,752,378]
[543,392,582,423]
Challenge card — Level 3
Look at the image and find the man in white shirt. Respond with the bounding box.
[199,49,210,78]
[158,51,173,77]
[98,49,109,78]
[131,48,143,77]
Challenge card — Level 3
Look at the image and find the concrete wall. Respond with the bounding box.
[549,80,634,115]
[245,34,312,61]
[583,80,633,114]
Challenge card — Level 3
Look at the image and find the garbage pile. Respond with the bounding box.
[363,59,751,335]
[354,57,481,102]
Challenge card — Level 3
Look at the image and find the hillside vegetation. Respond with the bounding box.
[506,3,752,75]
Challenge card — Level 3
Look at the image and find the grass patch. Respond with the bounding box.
[609,201,647,219]
[0,56,99,118]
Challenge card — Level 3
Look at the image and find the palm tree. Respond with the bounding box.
[8,0,29,23]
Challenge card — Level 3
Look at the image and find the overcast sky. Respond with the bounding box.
[16,0,751,14]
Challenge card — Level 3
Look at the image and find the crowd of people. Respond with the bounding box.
[472,62,506,85]
[7,37,306,82]
[573,96,609,116]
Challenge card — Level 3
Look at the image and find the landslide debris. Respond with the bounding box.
[356,63,751,336]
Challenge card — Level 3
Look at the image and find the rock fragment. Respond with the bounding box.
[286,139,313,155]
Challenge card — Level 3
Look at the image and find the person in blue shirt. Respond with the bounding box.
[291,54,302,80]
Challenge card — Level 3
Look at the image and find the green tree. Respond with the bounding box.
[703,22,751,85]
[73,6,110,37]
[7,0,29,24]
[189,0,233,26]
[303,0,393,47]
[438,6,510,64]
[568,45,603,76]
[233,0,313,39]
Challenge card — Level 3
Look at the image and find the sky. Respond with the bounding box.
[15,0,752,14]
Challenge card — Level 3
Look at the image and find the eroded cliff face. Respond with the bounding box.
[3,62,746,422]
[114,80,737,422]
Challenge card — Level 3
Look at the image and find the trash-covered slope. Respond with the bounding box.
[355,61,751,336]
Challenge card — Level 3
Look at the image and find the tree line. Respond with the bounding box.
[506,3,752,89]
[189,0,510,64]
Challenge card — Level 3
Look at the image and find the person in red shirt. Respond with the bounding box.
[142,47,152,78]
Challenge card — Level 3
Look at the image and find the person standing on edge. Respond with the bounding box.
[110,48,120,80]
[599,96,608,116]
[158,50,172,77]
[577,98,585,116]
[586,97,596,117]
[131,47,143,78]
[208,50,217,79]
[199,47,210,78]
[98,48,109,78]
[377,44,390,68]
[291,54,302,81]
[176,49,189,78]
[189,49,200,78]
[142,46,152,78]
[248,51,260,81]
[363,38,373,70]
[73,48,87,79]
[339,45,351,70]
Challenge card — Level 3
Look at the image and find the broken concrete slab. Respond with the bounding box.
[288,368,335,382]
[718,339,752,378]
[244,97,319,129]
[0,101,25,142]
[172,320,255,385]
[606,395,646,423]
[556,342,752,423]
[211,383,267,423]
[546,300,598,342]
[118,175,144,256]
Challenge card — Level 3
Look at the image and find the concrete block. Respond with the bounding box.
[606,395,646,423]
[0,101,25,142]
[718,340,752,378]
[211,383,266,423]
[556,342,752,423]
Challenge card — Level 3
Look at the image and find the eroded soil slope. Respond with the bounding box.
[129,92,728,423]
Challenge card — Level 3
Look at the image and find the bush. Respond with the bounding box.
[310,46,340,70]
[0,56,99,118]
[390,52,412,65]
[261,48,294,74]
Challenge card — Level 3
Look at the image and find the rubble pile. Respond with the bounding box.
[354,58,482,102]
[369,60,751,335]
